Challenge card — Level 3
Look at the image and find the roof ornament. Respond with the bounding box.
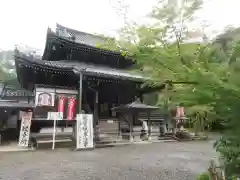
[57,28,72,40]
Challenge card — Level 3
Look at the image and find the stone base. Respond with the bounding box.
[129,136,134,142]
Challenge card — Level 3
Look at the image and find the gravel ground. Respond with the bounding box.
[0,141,215,180]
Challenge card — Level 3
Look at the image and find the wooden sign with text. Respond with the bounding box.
[18,111,33,147]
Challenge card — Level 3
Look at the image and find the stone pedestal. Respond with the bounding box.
[129,136,134,142]
[94,126,100,142]
[118,135,122,140]
[159,124,166,136]
[180,125,184,131]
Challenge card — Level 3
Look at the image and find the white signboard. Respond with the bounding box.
[47,112,63,120]
[76,114,94,149]
[47,112,63,150]
[18,112,33,147]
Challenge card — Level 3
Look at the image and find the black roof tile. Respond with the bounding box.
[111,101,160,112]
[15,50,148,81]
[56,24,108,47]
[2,88,33,97]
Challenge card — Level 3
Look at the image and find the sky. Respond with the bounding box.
[0,0,240,51]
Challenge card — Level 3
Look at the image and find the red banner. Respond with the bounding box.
[67,96,76,120]
[58,95,66,114]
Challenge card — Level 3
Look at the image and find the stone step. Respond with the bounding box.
[36,141,74,149]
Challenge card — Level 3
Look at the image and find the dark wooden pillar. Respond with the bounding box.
[118,115,122,139]
[147,111,152,140]
[74,72,83,140]
[94,91,99,126]
[79,73,83,113]
[94,91,99,142]
[117,95,122,138]
[139,93,143,103]
[129,115,134,142]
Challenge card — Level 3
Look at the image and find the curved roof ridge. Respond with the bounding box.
[56,23,112,41]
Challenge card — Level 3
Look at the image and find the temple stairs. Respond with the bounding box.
[95,118,119,144]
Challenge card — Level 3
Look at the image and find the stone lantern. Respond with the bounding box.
[173,106,187,131]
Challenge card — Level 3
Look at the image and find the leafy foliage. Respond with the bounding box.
[0,50,16,81]
[196,172,210,180]
[105,0,240,178]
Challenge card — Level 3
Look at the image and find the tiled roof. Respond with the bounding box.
[2,88,33,97]
[56,24,109,47]
[15,50,148,81]
[111,101,160,111]
[43,27,134,69]
[0,80,33,98]
[45,28,123,57]
[44,60,147,81]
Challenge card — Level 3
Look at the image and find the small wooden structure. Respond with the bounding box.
[0,81,35,145]
[112,101,161,141]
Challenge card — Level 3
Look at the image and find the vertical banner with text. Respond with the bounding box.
[58,95,66,117]
[76,114,94,149]
[67,96,77,120]
[18,111,33,147]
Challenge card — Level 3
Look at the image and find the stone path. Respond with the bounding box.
[0,141,215,180]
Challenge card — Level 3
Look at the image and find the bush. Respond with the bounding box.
[196,172,210,180]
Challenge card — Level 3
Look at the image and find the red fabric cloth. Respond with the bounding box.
[58,95,66,113]
[67,96,76,120]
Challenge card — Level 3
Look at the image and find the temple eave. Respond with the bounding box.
[15,52,166,94]
[15,52,147,82]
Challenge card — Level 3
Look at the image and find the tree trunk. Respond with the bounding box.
[194,113,200,136]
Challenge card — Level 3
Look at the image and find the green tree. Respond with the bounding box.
[0,50,16,81]
[105,0,240,178]
[105,0,214,130]
[212,27,240,64]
